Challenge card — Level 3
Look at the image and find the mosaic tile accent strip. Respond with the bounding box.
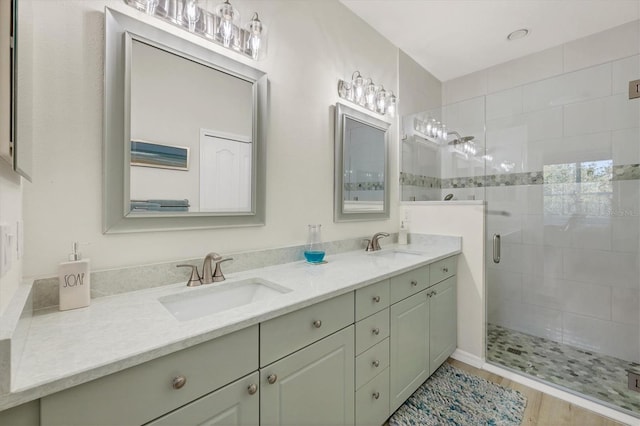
[613,164,640,181]
[399,172,441,189]
[487,323,640,417]
[402,164,640,191]
[344,181,384,191]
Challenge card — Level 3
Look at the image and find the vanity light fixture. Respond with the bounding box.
[338,71,397,118]
[124,0,268,60]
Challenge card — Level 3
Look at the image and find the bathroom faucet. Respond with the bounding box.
[364,232,390,251]
[202,252,234,283]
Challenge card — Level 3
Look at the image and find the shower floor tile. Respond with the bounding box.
[487,324,640,417]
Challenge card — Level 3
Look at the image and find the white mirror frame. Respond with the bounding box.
[334,102,390,222]
[104,8,267,233]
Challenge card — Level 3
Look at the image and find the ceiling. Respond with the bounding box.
[340,0,640,82]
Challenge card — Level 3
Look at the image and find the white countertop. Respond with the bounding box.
[1,241,460,411]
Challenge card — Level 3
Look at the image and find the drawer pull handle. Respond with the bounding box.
[443,267,448,273]
[372,327,380,336]
[248,383,258,395]
[313,320,322,328]
[372,392,380,400]
[267,374,278,384]
[372,295,381,303]
[410,280,418,287]
[172,376,187,390]
[372,360,380,368]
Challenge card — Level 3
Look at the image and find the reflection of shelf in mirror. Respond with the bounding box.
[403,133,442,150]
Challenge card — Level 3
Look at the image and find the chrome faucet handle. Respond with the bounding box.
[202,252,222,284]
[176,264,202,287]
[371,232,390,251]
[213,257,233,282]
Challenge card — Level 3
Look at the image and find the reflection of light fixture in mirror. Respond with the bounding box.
[337,71,397,117]
[124,0,268,61]
[413,116,450,142]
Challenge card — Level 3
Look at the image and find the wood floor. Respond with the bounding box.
[447,359,625,426]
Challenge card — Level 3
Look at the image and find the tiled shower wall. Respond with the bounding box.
[444,20,640,362]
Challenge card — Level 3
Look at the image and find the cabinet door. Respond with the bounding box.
[389,291,429,414]
[429,276,457,375]
[260,326,355,426]
[146,372,259,426]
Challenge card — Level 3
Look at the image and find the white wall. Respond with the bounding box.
[402,203,486,360]
[20,0,400,280]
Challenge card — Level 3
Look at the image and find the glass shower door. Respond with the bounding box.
[484,55,640,415]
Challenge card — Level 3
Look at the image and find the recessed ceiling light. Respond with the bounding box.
[507,28,529,41]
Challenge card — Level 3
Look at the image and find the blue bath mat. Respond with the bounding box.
[389,363,527,426]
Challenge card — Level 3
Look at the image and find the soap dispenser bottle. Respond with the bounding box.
[58,242,90,311]
[398,221,409,245]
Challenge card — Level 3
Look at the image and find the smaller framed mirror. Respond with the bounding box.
[334,103,390,222]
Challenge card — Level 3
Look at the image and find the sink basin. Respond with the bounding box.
[160,278,291,321]
[369,250,424,260]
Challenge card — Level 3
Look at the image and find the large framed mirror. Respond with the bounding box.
[334,103,390,222]
[104,8,267,233]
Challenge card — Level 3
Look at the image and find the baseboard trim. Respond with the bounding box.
[482,362,639,425]
[450,349,484,369]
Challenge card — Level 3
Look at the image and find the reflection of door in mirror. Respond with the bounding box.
[343,117,385,212]
[129,39,253,214]
[199,130,252,212]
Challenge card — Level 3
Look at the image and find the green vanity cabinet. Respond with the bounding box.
[0,400,40,425]
[260,326,355,426]
[389,256,458,415]
[389,289,430,414]
[40,326,259,426]
[145,371,259,426]
[259,292,355,426]
[4,255,458,426]
[428,276,457,376]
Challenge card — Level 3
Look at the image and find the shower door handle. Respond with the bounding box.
[493,234,501,264]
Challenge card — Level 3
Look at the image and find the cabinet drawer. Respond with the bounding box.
[355,368,390,426]
[355,279,390,321]
[146,371,259,426]
[260,292,354,367]
[41,326,258,426]
[390,265,429,304]
[430,256,456,285]
[355,338,389,390]
[355,308,389,355]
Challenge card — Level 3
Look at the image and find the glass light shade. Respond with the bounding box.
[183,0,201,32]
[352,72,365,104]
[364,80,377,109]
[215,0,240,47]
[441,125,447,140]
[425,118,432,134]
[145,0,159,14]
[245,13,267,60]
[376,86,387,113]
[386,92,396,117]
